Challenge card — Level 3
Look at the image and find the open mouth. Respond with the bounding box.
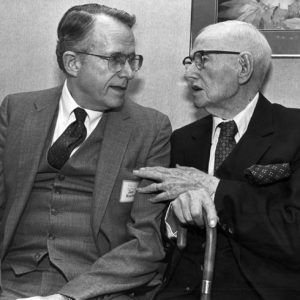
[191,85,203,91]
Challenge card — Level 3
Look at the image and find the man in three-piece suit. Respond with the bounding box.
[134,20,300,299]
[0,4,171,300]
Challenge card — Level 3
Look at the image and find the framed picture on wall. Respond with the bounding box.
[191,0,300,57]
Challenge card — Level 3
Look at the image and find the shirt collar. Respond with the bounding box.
[212,93,259,139]
[61,80,103,122]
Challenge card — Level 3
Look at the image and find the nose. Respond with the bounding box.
[118,60,134,80]
[184,62,200,81]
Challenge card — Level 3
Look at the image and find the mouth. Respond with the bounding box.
[110,85,127,92]
[191,84,203,91]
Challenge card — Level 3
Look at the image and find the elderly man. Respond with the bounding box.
[0,3,171,300]
[134,20,300,299]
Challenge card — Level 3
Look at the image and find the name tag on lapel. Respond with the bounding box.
[120,180,139,203]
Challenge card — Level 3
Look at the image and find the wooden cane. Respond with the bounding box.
[177,211,217,300]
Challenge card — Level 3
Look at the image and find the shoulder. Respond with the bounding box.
[2,86,62,108]
[172,115,211,140]
[124,99,171,129]
[271,102,300,126]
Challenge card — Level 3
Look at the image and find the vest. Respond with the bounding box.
[4,114,107,280]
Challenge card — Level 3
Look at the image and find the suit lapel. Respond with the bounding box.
[92,105,133,232]
[216,94,274,180]
[183,116,212,172]
[2,87,61,254]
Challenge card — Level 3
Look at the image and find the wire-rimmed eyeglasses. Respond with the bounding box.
[76,51,143,72]
[182,50,240,70]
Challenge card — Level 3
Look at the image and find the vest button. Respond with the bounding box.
[48,233,55,240]
[58,174,65,181]
[54,187,61,194]
[34,252,42,261]
[51,208,58,215]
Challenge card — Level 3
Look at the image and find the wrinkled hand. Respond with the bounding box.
[17,294,68,300]
[133,165,219,202]
[172,188,217,227]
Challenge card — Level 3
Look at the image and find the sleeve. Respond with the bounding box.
[0,96,9,226]
[0,96,9,285]
[58,114,172,300]
[214,154,300,268]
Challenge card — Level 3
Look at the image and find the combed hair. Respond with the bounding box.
[56,3,136,72]
[200,20,272,89]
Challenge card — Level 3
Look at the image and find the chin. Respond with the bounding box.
[107,97,125,109]
[193,99,207,109]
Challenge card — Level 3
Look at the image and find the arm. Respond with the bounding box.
[57,114,172,300]
[0,97,9,224]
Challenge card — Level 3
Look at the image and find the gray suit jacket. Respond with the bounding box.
[0,86,171,299]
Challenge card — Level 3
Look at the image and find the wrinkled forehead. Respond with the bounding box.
[192,27,238,55]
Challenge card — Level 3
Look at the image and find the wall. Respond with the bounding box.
[0,0,299,130]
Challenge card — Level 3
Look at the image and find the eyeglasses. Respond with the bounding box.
[76,51,143,72]
[182,50,240,70]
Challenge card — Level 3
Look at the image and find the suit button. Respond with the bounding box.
[221,223,227,231]
[201,264,204,271]
[202,242,206,249]
[48,233,55,240]
[185,286,191,293]
[228,227,234,234]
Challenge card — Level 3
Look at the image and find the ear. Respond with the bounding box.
[238,51,253,84]
[62,51,82,77]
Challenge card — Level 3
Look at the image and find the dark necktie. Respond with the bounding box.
[48,107,87,170]
[214,120,238,173]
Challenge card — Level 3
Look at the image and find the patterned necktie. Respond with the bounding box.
[48,107,87,170]
[214,120,238,173]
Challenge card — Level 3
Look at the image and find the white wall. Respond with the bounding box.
[0,0,299,130]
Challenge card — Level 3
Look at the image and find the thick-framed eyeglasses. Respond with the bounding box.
[76,51,143,72]
[182,50,240,70]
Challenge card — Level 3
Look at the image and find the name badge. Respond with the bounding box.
[119,180,139,203]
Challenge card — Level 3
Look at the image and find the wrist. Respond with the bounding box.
[209,177,220,199]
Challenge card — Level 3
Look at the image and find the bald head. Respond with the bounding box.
[197,20,272,89]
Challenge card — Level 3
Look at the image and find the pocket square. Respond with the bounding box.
[244,163,291,185]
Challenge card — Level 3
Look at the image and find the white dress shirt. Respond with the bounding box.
[51,81,103,155]
[208,93,259,175]
[166,93,259,238]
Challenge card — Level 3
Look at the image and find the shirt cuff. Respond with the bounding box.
[165,203,178,239]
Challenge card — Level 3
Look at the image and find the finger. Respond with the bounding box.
[202,194,218,227]
[149,191,172,202]
[133,169,165,181]
[137,183,162,193]
[172,200,186,224]
[175,164,195,171]
[178,193,195,225]
[189,190,204,227]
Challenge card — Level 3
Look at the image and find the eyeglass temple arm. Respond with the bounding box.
[177,209,217,300]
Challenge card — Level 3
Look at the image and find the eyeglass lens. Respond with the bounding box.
[109,54,142,72]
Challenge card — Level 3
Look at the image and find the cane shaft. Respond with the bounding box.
[200,212,217,300]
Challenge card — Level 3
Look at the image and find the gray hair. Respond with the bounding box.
[56,3,136,73]
[199,20,272,89]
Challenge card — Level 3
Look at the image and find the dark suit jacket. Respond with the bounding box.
[157,94,300,300]
[0,86,172,299]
